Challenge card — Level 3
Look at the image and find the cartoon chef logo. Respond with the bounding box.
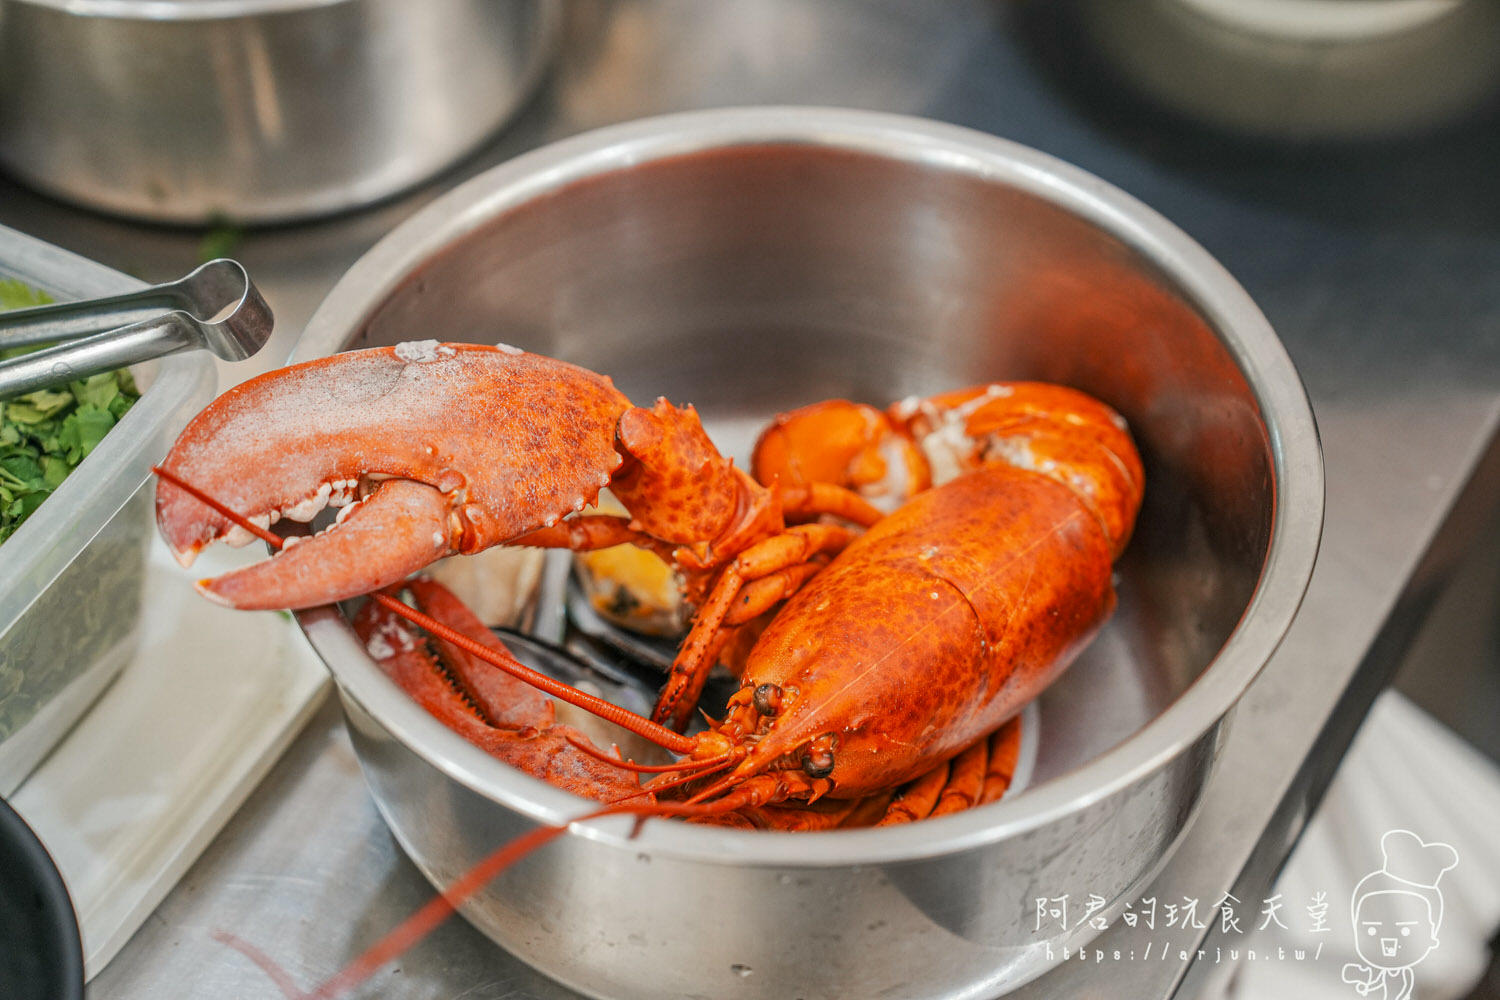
[1340,829,1458,1000]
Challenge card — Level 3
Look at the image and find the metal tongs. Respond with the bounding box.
[0,259,272,400]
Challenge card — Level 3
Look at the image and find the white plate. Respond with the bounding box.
[10,539,328,978]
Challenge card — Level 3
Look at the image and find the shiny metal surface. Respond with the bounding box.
[0,260,271,398]
[283,108,1322,999]
[0,260,263,348]
[1047,0,1500,141]
[0,0,561,223]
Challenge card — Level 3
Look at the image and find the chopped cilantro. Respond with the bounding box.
[0,278,53,311]
[0,281,142,543]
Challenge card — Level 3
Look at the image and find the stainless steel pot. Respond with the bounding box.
[1050,0,1500,141]
[290,108,1323,1000]
[0,0,560,224]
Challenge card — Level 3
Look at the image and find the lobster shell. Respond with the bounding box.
[721,463,1116,798]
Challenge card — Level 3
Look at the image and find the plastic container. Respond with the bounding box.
[0,226,216,793]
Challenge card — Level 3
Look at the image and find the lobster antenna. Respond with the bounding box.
[606,756,738,806]
[685,766,759,806]
[155,465,283,547]
[564,734,727,774]
[379,597,696,753]
[151,466,698,756]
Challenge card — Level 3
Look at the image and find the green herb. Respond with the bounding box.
[0,280,142,544]
[198,217,243,263]
[0,278,52,311]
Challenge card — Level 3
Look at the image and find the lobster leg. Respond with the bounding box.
[723,561,826,627]
[653,522,855,730]
[711,561,826,682]
[840,791,897,828]
[876,760,950,826]
[709,798,863,831]
[872,717,1024,824]
[691,790,898,830]
[508,515,675,563]
[928,739,989,818]
[978,719,1023,805]
[779,482,885,527]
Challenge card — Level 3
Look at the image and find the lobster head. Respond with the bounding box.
[155,343,631,609]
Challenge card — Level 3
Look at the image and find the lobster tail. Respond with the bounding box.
[891,382,1144,556]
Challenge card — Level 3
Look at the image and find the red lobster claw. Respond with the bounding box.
[155,343,630,609]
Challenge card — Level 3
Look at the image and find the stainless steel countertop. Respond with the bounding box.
[4,2,1496,998]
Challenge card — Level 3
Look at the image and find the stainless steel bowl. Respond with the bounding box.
[290,108,1323,999]
[0,0,560,224]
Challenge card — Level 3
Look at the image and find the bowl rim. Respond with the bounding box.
[12,0,351,20]
[0,796,84,1000]
[293,106,1325,867]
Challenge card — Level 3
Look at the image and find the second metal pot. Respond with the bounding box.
[0,0,560,224]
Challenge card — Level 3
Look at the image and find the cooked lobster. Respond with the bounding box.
[153,341,1140,995]
[156,341,1140,821]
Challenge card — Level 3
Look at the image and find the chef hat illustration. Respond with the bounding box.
[1350,830,1460,933]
